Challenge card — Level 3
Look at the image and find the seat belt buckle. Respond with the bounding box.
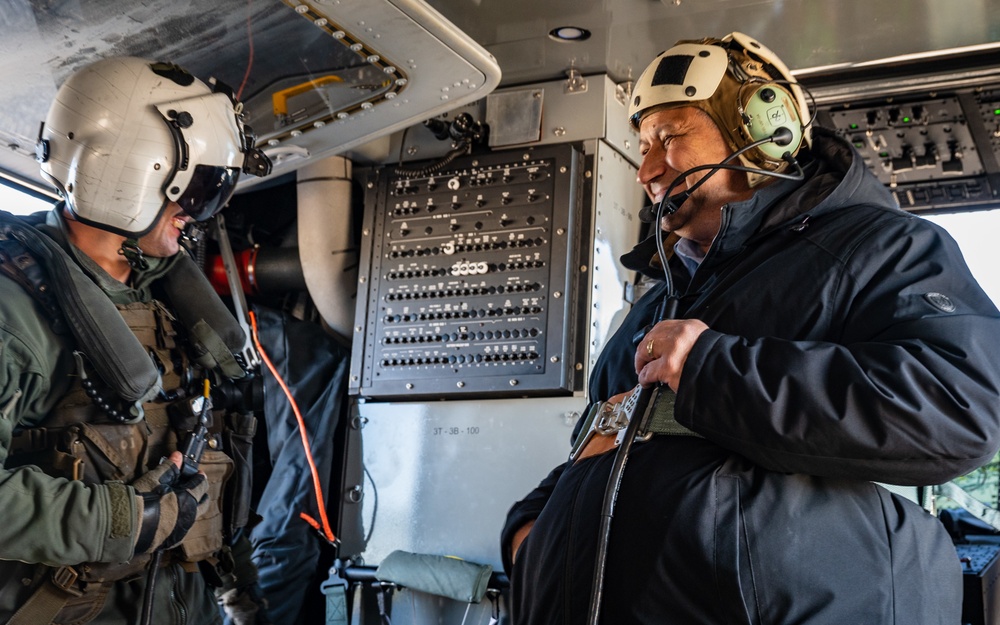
[570,385,653,462]
[569,403,602,462]
[570,398,629,462]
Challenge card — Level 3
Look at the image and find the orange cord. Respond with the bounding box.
[249,310,338,545]
[235,0,255,101]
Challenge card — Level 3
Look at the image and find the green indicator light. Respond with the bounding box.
[902,116,911,123]
[854,142,864,148]
[994,108,1000,115]
[849,123,859,129]
[879,152,889,158]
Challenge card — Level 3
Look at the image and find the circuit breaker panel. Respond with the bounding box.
[350,144,586,399]
[817,86,1000,212]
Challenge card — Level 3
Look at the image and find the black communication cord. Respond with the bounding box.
[393,113,485,178]
[139,550,162,625]
[585,298,674,625]
[585,130,805,625]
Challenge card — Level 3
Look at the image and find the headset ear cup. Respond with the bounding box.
[739,83,803,163]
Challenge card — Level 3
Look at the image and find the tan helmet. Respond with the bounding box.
[628,32,810,183]
[37,57,271,236]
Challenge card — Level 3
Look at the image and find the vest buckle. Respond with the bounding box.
[51,565,83,597]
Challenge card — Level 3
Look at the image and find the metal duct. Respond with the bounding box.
[297,156,358,341]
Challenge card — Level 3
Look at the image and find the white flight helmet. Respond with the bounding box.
[628,32,811,183]
[37,57,271,236]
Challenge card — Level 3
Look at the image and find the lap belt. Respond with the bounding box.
[569,385,700,462]
[5,556,186,625]
[5,566,82,625]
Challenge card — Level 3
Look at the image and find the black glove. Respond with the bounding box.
[131,459,209,554]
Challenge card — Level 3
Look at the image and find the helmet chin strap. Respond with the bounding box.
[119,238,150,271]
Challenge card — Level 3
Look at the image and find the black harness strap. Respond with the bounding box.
[0,228,68,334]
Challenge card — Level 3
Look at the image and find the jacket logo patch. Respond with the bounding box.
[923,292,956,313]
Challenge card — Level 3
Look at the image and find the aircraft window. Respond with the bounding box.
[923,210,1000,521]
[234,4,405,146]
[0,180,56,216]
[923,211,1000,307]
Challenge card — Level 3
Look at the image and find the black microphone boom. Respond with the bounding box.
[639,191,693,223]
[649,127,804,219]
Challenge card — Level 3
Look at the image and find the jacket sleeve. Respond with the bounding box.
[675,216,1000,486]
[0,288,138,566]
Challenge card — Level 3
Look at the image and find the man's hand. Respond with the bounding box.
[511,520,535,564]
[217,532,273,624]
[218,585,272,625]
[131,451,209,555]
[634,319,709,390]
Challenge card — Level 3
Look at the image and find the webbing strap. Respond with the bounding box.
[0,233,67,333]
[5,566,81,625]
[641,390,701,438]
[350,582,363,625]
[323,577,349,625]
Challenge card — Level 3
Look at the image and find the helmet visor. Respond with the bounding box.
[175,164,241,221]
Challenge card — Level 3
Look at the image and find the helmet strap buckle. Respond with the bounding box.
[119,239,150,271]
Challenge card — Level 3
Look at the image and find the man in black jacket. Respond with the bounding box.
[501,32,1000,624]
